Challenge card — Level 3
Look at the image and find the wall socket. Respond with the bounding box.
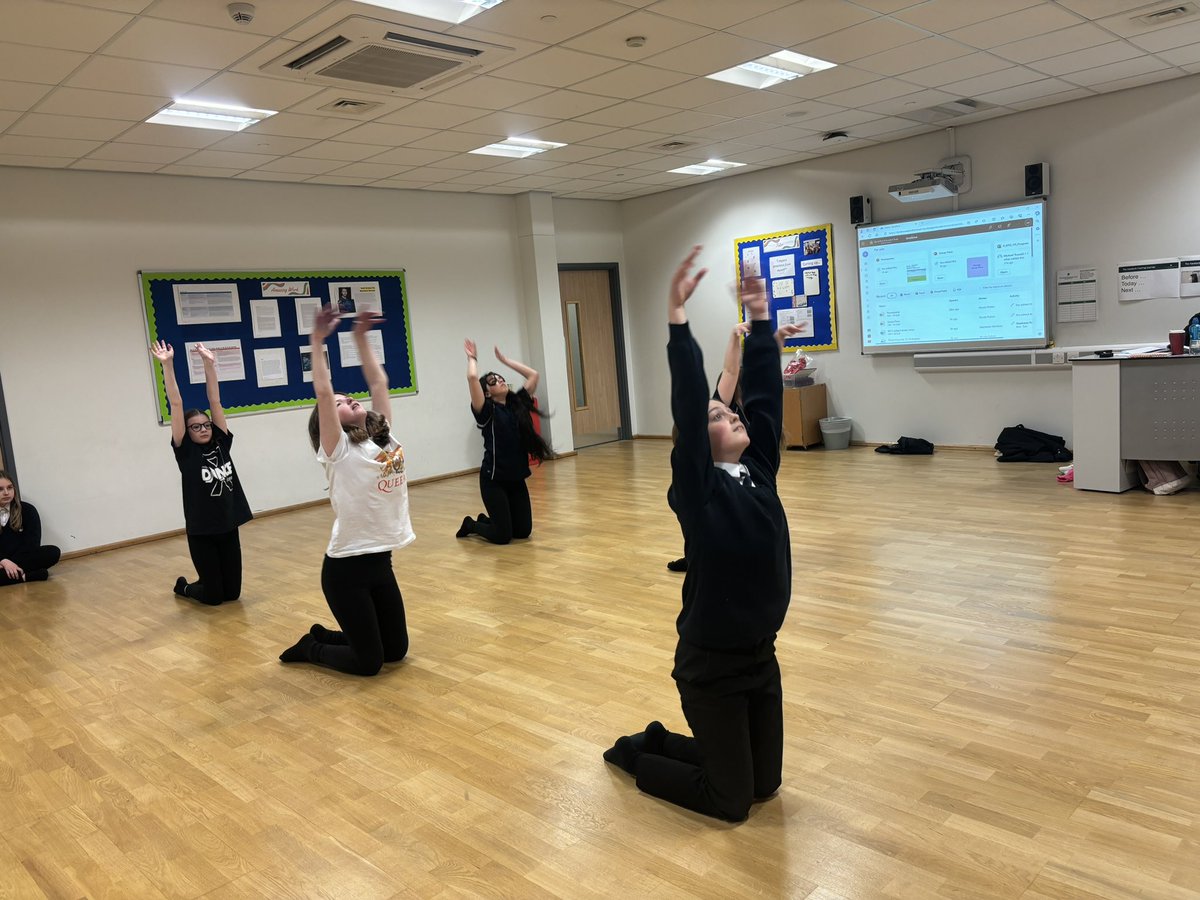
[1052,351,1066,364]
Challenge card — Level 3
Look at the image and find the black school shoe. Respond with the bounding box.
[666,557,688,572]
[875,436,934,455]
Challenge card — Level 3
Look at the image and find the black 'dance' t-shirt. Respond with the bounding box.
[172,425,253,535]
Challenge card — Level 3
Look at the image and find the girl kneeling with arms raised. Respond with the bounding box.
[280,308,413,676]
[604,247,792,822]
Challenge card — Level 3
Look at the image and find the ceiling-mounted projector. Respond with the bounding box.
[887,156,971,202]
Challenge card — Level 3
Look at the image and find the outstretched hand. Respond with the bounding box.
[740,276,768,320]
[669,245,707,319]
[150,340,173,362]
[493,345,508,364]
[774,323,805,350]
[733,321,751,338]
[196,343,215,366]
[313,305,340,341]
[352,309,384,336]
[464,339,477,360]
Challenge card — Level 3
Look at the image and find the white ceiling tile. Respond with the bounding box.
[854,37,973,76]
[1062,56,1172,86]
[1090,4,1200,38]
[1007,87,1093,109]
[947,5,1086,49]
[943,66,1045,96]
[422,182,479,192]
[0,41,89,85]
[102,18,269,69]
[650,0,794,29]
[904,52,1011,88]
[695,90,795,118]
[0,152,73,167]
[66,56,216,96]
[583,149,664,167]
[489,47,625,88]
[87,141,194,163]
[799,108,883,131]
[180,72,323,112]
[427,76,553,109]
[849,114,930,137]
[0,134,101,155]
[446,170,521,185]
[796,19,931,64]
[862,87,957,115]
[448,110,559,137]
[373,178,433,190]
[159,164,240,177]
[744,99,847,125]
[1126,18,1200,52]
[398,165,474,181]
[561,10,710,61]
[375,101,489,129]
[423,153,508,171]
[505,90,619,119]
[1028,41,1141,75]
[306,175,374,186]
[1183,61,1200,73]
[894,0,1044,31]
[232,170,309,182]
[233,112,355,140]
[523,143,612,162]
[463,0,633,43]
[139,0,330,38]
[637,77,748,108]
[0,109,20,130]
[65,0,154,11]
[819,78,922,108]
[989,23,1115,63]
[325,162,409,179]
[576,100,677,127]
[205,133,317,155]
[642,32,779,78]
[71,158,161,172]
[361,147,457,167]
[405,131,499,152]
[513,121,615,143]
[569,64,692,100]
[293,140,394,162]
[115,122,226,148]
[1086,68,1185,92]
[649,110,731,134]
[1055,0,1159,17]
[8,112,133,140]
[2,0,132,53]
[0,80,54,112]
[252,156,345,175]
[181,150,277,169]
[731,0,877,44]
[333,122,438,146]
[976,77,1078,105]
[1158,42,1200,66]
[34,86,167,120]
[766,65,879,100]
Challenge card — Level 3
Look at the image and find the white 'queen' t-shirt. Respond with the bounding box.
[318,429,416,558]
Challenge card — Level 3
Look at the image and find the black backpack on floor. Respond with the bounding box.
[994,424,1072,463]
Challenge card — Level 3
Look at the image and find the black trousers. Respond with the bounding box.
[0,545,62,586]
[186,529,242,605]
[473,472,532,544]
[634,638,783,822]
[315,552,408,676]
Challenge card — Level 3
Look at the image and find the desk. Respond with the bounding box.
[1071,355,1200,491]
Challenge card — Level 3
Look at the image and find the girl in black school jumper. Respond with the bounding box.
[0,471,61,586]
[605,246,792,822]
[151,341,253,605]
[456,340,551,544]
[279,308,413,676]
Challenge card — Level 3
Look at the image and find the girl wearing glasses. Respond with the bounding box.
[278,308,412,676]
[457,341,551,544]
[0,471,60,586]
[603,248,792,822]
[150,341,253,605]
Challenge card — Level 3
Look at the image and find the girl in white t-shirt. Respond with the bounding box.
[280,307,414,675]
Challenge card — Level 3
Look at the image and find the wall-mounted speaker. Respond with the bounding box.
[850,195,872,225]
[1024,162,1049,197]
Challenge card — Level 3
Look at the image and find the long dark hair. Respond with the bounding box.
[0,469,22,532]
[308,400,391,452]
[481,374,552,463]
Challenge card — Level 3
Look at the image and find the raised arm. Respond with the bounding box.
[352,311,390,424]
[737,277,784,480]
[195,344,227,433]
[465,339,485,413]
[311,307,343,457]
[716,321,749,407]
[150,341,186,447]
[494,346,539,395]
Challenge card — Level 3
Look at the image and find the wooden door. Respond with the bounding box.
[559,269,622,448]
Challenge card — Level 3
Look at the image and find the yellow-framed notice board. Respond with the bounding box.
[734,224,838,351]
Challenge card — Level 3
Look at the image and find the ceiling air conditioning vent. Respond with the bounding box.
[317,98,384,115]
[1133,2,1198,25]
[904,98,994,124]
[262,16,514,97]
[651,140,696,151]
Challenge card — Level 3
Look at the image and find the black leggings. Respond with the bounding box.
[474,472,532,544]
[314,552,408,676]
[185,529,242,605]
[634,639,783,822]
[0,545,61,586]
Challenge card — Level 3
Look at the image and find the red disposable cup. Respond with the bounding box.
[1169,330,1185,354]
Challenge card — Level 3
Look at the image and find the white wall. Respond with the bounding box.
[620,73,1200,446]
[0,168,567,553]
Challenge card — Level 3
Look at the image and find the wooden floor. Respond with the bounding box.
[2,442,1199,899]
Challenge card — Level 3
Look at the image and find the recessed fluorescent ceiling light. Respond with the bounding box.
[707,50,836,90]
[470,138,566,158]
[669,159,746,176]
[146,100,277,132]
[355,0,504,25]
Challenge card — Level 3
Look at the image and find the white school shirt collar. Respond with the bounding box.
[714,460,752,485]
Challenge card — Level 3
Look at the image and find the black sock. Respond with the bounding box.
[644,721,667,755]
[602,736,639,775]
[24,569,48,583]
[279,633,317,663]
[455,516,474,538]
[477,513,490,524]
[309,623,347,645]
[174,576,188,596]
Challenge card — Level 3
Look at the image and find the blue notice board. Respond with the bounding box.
[734,225,838,351]
[140,269,415,423]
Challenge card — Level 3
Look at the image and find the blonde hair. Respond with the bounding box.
[307,404,390,452]
[0,470,22,532]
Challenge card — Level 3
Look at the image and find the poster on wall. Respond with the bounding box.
[734,224,837,351]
